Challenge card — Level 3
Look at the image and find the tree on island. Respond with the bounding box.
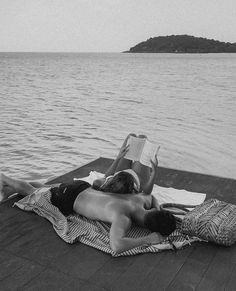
[125,35,236,53]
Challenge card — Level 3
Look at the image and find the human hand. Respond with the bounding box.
[137,134,147,139]
[122,133,136,148]
[126,133,136,142]
[128,133,136,137]
[150,154,159,172]
[152,196,160,210]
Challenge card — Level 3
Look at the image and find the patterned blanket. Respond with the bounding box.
[14,187,201,257]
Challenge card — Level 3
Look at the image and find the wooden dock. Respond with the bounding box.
[1,157,236,290]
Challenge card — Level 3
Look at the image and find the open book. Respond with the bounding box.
[125,136,160,167]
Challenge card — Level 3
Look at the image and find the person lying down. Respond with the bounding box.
[0,134,176,253]
[92,133,159,195]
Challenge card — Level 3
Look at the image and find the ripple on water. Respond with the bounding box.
[1,53,236,180]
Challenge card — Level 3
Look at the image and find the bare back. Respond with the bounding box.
[73,188,152,225]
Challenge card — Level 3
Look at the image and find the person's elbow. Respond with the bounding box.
[142,187,152,195]
[110,239,124,254]
[142,183,153,195]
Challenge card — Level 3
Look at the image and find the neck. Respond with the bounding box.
[133,208,147,228]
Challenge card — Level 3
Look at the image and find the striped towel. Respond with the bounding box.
[14,187,200,257]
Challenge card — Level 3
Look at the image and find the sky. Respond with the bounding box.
[0,0,236,52]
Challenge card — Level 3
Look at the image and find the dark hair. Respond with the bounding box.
[144,210,176,236]
[100,172,135,194]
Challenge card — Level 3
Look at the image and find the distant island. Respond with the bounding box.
[125,35,236,53]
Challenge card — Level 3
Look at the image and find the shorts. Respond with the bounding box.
[50,180,91,216]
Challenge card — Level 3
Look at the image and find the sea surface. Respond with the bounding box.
[0,52,235,181]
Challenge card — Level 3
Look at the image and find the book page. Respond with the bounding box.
[140,139,159,167]
[124,136,146,161]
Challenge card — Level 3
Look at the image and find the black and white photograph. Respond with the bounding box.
[0,0,236,290]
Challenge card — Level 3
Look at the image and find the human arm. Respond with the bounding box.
[142,154,159,195]
[92,136,130,189]
[93,133,136,189]
[109,214,163,253]
[104,145,129,177]
[151,195,160,210]
[104,133,136,177]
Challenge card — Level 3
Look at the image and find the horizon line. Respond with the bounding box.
[0,51,123,53]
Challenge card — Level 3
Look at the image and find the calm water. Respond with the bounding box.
[0,53,235,181]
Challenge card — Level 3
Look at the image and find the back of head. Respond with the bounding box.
[144,209,176,236]
[101,171,134,194]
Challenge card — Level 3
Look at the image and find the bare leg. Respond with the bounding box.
[115,158,132,172]
[132,162,151,191]
[115,133,136,172]
[0,174,36,201]
[131,135,151,191]
[30,181,60,188]
[29,181,45,188]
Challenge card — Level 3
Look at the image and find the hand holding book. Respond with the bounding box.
[125,135,160,168]
[116,133,136,160]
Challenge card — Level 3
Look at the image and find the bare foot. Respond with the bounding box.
[0,174,16,202]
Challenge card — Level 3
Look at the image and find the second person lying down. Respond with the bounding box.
[93,133,159,195]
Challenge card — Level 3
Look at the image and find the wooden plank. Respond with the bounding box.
[224,264,236,291]
[0,205,53,245]
[23,268,106,291]
[0,211,36,248]
[5,227,72,266]
[0,250,28,280]
[157,165,236,201]
[135,247,193,291]
[49,242,111,280]
[111,252,166,291]
[0,196,21,224]
[89,255,135,290]
[90,252,166,291]
[0,198,73,266]
[1,157,236,291]
[0,250,45,290]
[214,244,236,265]
[166,242,218,290]
[196,249,235,291]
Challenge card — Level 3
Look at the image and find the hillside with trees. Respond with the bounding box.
[125,35,236,53]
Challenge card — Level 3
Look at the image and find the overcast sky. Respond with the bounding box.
[0,0,235,52]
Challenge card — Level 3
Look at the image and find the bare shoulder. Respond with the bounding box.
[109,199,132,214]
[137,193,152,209]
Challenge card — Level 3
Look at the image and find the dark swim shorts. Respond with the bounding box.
[50,180,91,216]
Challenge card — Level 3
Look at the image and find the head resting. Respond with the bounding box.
[100,171,135,194]
[144,209,176,236]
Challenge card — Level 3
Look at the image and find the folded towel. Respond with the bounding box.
[14,173,204,257]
